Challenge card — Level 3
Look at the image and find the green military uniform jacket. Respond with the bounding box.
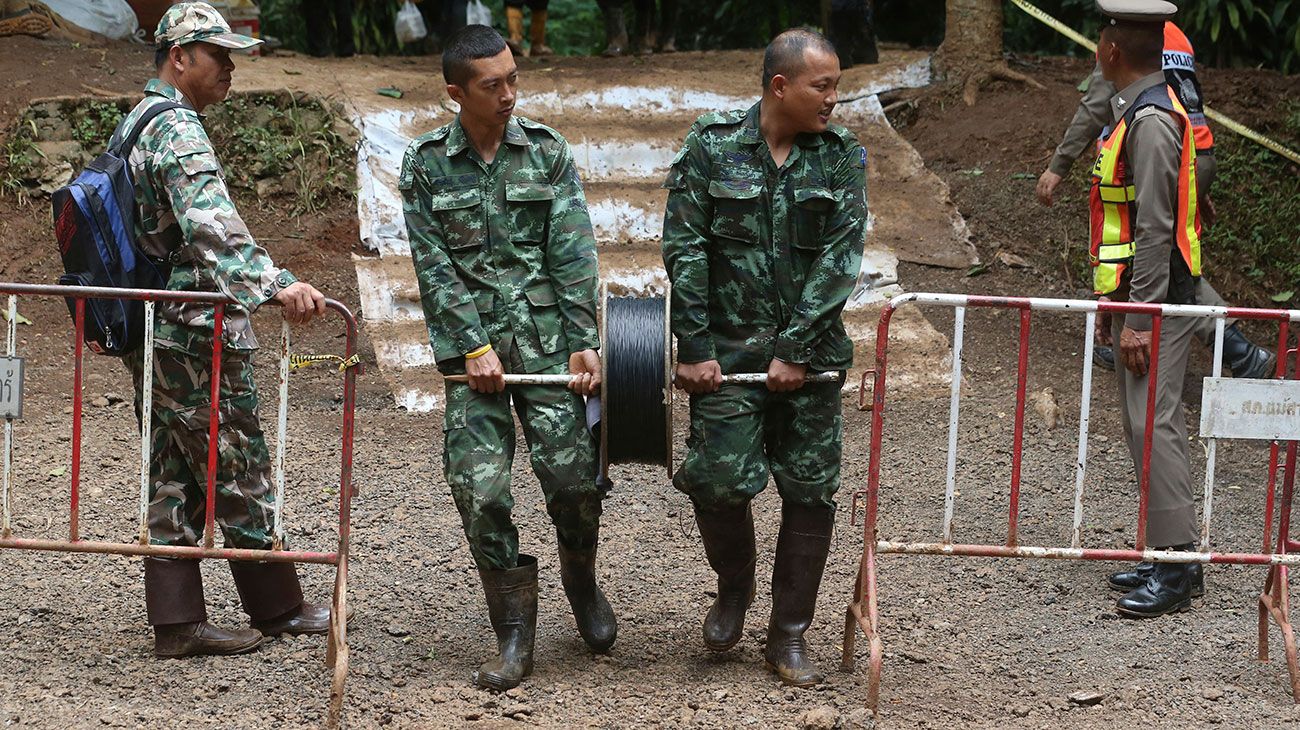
[662,102,868,373]
[123,79,296,355]
[400,115,600,374]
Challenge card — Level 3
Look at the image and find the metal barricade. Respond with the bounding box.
[0,282,359,727]
[842,292,1300,712]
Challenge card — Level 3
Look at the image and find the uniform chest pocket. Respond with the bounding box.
[429,188,483,250]
[707,179,763,243]
[792,187,836,249]
[506,182,555,244]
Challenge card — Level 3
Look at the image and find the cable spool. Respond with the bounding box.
[598,284,674,478]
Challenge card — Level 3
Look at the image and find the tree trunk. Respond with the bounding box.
[935,0,1041,105]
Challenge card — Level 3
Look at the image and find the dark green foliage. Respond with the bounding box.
[1203,102,1300,307]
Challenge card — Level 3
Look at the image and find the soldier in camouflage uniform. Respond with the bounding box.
[118,2,333,658]
[400,25,615,691]
[662,28,867,687]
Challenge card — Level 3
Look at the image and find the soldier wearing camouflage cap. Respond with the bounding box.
[115,1,334,657]
[662,28,867,687]
[400,25,614,691]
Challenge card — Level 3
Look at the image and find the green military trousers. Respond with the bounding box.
[442,361,602,570]
[674,379,843,511]
[124,347,276,550]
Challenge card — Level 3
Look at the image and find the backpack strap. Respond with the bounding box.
[110,100,189,156]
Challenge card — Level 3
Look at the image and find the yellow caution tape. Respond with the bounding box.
[289,353,361,372]
[1008,0,1300,166]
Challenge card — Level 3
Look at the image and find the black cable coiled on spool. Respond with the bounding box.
[603,295,668,465]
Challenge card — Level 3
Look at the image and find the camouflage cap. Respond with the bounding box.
[155,2,262,49]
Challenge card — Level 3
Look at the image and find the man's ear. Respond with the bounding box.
[169,45,187,72]
[447,83,465,105]
[769,74,787,100]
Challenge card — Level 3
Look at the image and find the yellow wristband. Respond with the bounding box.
[465,344,492,360]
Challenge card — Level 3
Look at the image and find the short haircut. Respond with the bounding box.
[442,25,509,86]
[761,28,838,90]
[1103,21,1164,70]
[154,43,195,70]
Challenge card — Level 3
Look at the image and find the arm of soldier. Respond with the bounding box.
[662,130,722,394]
[399,147,501,391]
[1119,111,1183,375]
[772,142,867,374]
[154,139,322,322]
[542,143,602,395]
[1040,65,1114,205]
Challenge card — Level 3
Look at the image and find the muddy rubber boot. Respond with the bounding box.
[694,504,756,652]
[1115,547,1196,618]
[146,557,263,658]
[1109,561,1204,598]
[601,6,628,57]
[528,10,553,57]
[558,539,617,652]
[1223,323,1277,379]
[764,504,834,687]
[475,554,539,691]
[505,6,526,56]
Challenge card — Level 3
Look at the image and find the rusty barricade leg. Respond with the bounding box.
[1259,346,1300,702]
[0,282,360,726]
[842,293,1300,715]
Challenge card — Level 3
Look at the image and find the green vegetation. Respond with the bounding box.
[0,92,354,216]
[259,0,1299,71]
[1206,102,1300,308]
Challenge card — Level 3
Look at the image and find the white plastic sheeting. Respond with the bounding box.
[43,0,139,40]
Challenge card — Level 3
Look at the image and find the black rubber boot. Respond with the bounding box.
[475,554,538,691]
[1109,561,1204,598]
[558,538,617,653]
[694,504,756,652]
[764,504,834,687]
[1115,546,1197,618]
[1223,323,1277,379]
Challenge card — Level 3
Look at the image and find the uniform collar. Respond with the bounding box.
[742,101,826,148]
[144,78,190,105]
[447,115,530,157]
[1110,71,1168,123]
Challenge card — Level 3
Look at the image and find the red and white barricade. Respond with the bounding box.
[842,292,1300,711]
[0,282,360,727]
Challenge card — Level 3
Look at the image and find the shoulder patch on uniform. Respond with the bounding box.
[692,109,745,132]
[826,122,860,147]
[854,146,867,169]
[516,116,564,141]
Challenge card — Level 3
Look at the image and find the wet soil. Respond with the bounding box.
[0,36,1298,729]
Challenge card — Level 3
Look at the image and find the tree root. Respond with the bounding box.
[961,64,1045,106]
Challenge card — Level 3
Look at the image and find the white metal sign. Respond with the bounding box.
[0,357,22,420]
[1200,377,1300,441]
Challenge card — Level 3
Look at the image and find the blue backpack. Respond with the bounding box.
[52,101,185,356]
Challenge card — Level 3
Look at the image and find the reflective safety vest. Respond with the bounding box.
[1089,84,1202,297]
[1163,22,1215,153]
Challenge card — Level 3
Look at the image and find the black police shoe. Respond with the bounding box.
[1108,561,1204,597]
[1115,561,1196,618]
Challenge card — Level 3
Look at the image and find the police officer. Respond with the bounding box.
[662,28,867,686]
[122,2,332,657]
[1089,0,1204,617]
[1036,12,1274,379]
[400,25,614,691]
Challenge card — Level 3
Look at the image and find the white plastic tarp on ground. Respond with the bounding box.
[42,0,139,40]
